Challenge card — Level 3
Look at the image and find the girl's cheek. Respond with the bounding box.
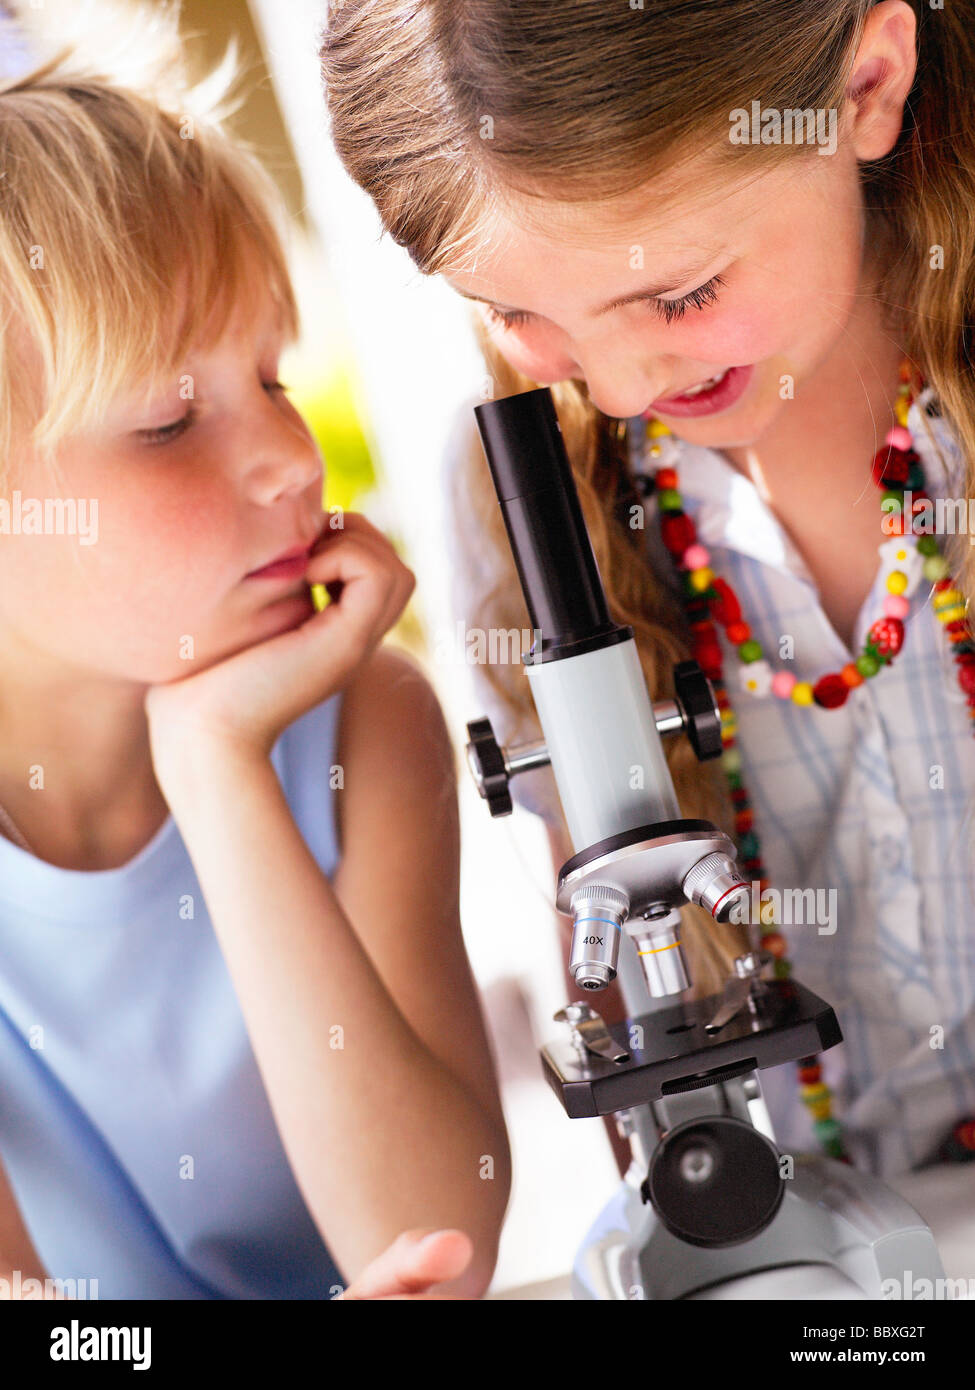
[675,303,795,367]
[489,328,576,384]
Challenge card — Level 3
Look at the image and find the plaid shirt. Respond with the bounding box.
[627,391,975,1177]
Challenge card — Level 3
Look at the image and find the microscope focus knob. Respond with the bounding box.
[673,660,723,761]
[465,717,513,817]
[641,1114,785,1249]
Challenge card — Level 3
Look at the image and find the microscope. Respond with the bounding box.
[465,387,945,1300]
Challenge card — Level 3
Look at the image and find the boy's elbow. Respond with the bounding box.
[442,1244,501,1300]
[448,1265,494,1300]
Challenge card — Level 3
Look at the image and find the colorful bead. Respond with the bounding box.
[661,513,696,554]
[813,673,849,708]
[957,1120,975,1151]
[879,537,925,597]
[791,681,815,705]
[739,659,773,696]
[709,578,741,625]
[872,447,911,487]
[813,1117,843,1144]
[684,543,709,569]
[721,747,742,774]
[688,566,715,592]
[867,617,904,659]
[771,671,797,698]
[934,588,966,623]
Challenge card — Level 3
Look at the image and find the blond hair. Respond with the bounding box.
[322,0,975,996]
[0,0,298,483]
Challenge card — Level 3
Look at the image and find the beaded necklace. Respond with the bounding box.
[639,357,975,1166]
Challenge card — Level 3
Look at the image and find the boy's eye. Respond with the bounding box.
[137,410,194,446]
[135,382,288,446]
[483,273,727,331]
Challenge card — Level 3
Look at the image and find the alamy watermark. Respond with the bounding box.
[433,621,542,666]
[0,491,98,545]
[729,102,838,156]
[882,491,975,545]
[880,1271,974,1300]
[50,1319,150,1370]
[727,881,838,936]
[0,1268,99,1299]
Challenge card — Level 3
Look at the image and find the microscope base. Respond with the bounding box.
[571,1154,945,1300]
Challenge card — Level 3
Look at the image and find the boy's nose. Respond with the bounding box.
[245,418,324,505]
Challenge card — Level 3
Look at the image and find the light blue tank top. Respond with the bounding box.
[0,693,347,1299]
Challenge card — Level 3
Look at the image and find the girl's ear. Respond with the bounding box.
[846,56,888,104]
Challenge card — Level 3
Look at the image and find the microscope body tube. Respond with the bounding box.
[526,628,690,993]
[524,638,680,851]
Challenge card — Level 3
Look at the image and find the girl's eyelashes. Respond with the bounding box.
[135,381,289,446]
[653,273,726,325]
[483,273,727,331]
[484,304,533,331]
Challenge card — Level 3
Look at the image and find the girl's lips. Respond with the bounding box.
[650,364,754,418]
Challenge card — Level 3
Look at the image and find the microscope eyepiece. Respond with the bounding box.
[474,389,631,663]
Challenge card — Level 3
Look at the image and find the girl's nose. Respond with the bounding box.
[572,345,672,422]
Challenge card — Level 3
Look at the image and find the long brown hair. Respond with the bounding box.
[320,0,975,996]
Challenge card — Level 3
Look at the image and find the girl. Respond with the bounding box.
[321,0,975,1183]
[0,9,510,1300]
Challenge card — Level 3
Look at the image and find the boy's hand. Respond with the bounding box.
[335,1229,476,1301]
[144,512,415,767]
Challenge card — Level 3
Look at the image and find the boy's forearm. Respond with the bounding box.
[157,743,510,1289]
[0,1162,56,1297]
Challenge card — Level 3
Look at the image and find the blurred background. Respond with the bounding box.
[3,0,620,1293]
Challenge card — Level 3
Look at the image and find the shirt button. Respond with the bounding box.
[852,695,873,729]
[876,834,903,871]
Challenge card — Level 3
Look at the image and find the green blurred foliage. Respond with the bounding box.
[292,362,426,658]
